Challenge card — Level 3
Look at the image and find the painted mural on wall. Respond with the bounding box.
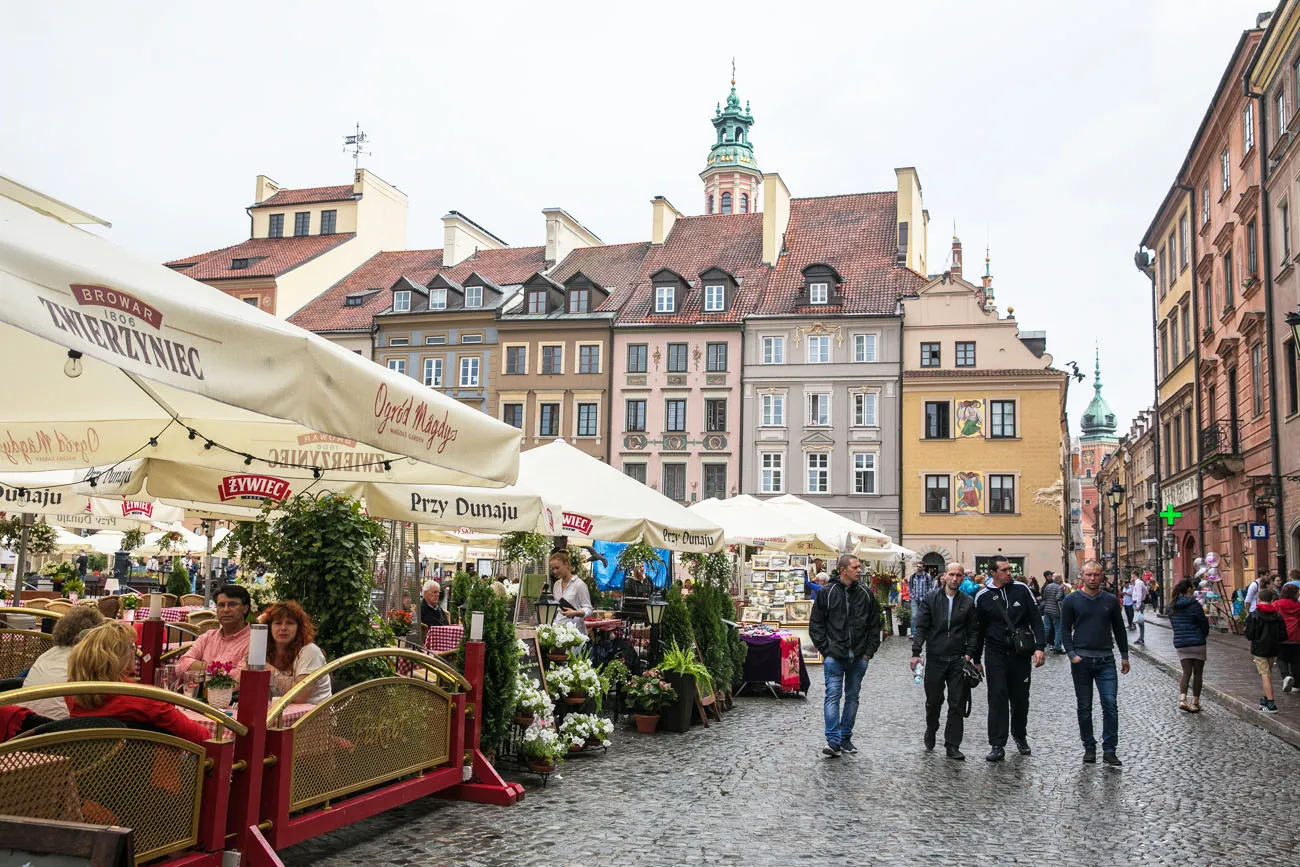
[955,471,984,514]
[957,399,984,438]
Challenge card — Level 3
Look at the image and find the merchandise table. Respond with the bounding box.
[739,630,810,695]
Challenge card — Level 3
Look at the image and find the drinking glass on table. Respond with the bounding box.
[162,664,181,693]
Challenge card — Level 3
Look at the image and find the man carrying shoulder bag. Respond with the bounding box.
[973,555,1046,762]
[910,561,979,760]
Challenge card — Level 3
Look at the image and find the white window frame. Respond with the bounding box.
[425,334,448,345]
[465,285,483,308]
[760,393,785,427]
[387,359,406,375]
[809,282,828,305]
[852,452,877,495]
[806,452,830,494]
[852,390,879,427]
[1244,101,1255,153]
[853,333,878,363]
[422,357,443,387]
[762,335,785,365]
[1221,147,1231,193]
[759,451,785,494]
[387,337,409,347]
[807,392,831,427]
[806,335,831,363]
[459,356,480,387]
[655,285,674,313]
[392,290,411,313]
[429,288,447,311]
[704,284,725,312]
[460,334,483,345]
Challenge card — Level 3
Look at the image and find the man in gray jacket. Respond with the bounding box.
[1040,572,1066,654]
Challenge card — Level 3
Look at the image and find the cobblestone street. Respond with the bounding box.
[282,636,1299,867]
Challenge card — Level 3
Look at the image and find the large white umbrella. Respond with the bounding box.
[759,494,892,551]
[688,495,840,554]
[516,440,724,553]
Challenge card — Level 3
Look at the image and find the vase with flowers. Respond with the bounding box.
[204,661,237,709]
[519,718,565,774]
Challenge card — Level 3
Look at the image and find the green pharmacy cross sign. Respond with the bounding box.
[1159,505,1182,527]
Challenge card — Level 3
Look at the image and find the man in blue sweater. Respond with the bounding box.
[1060,559,1130,767]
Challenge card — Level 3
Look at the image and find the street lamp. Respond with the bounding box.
[645,593,667,665]
[536,591,560,628]
[1286,309,1300,355]
[1107,482,1125,597]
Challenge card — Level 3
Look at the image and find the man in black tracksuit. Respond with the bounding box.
[973,555,1046,762]
[910,561,979,760]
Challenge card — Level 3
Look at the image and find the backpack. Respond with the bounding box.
[1244,611,1286,658]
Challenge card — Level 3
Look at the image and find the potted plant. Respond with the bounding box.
[618,540,659,577]
[386,607,414,640]
[518,719,565,774]
[547,657,600,705]
[559,713,614,751]
[514,677,554,727]
[204,661,237,709]
[537,622,585,662]
[120,594,141,618]
[656,642,713,733]
[624,669,677,733]
[63,574,85,601]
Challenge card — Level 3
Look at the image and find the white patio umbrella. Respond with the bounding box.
[516,440,724,553]
[759,494,892,551]
[688,495,841,554]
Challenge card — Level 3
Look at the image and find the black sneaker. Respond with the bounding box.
[923,730,936,752]
[985,746,1005,762]
[1014,737,1032,756]
[945,745,965,761]
[1265,700,1279,714]
[1261,697,1269,710]
[1083,747,1096,763]
[823,744,842,758]
[1102,752,1122,767]
[840,740,859,754]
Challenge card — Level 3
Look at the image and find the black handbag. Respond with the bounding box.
[961,658,983,718]
[994,589,1036,658]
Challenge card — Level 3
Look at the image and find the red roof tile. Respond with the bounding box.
[164,233,355,282]
[904,368,1064,379]
[251,185,356,209]
[551,242,653,312]
[440,246,547,287]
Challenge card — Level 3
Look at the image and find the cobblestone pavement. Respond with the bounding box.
[281,636,1299,867]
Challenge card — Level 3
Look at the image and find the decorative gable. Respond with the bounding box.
[650,268,688,315]
[796,263,844,307]
[697,267,737,314]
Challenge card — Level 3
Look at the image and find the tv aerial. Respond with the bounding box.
[343,123,371,171]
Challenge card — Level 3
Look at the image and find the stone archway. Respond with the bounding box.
[921,552,946,573]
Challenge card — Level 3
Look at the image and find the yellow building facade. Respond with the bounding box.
[901,255,1069,578]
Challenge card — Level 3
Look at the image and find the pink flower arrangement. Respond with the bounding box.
[205,661,237,690]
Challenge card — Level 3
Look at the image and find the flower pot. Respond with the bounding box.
[585,736,603,748]
[563,692,586,705]
[633,713,660,734]
[512,714,535,727]
[546,652,569,662]
[207,687,233,710]
[526,760,555,774]
[660,672,698,733]
[68,593,79,602]
[568,743,584,752]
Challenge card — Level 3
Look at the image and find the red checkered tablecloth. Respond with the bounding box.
[424,625,464,653]
[123,606,206,623]
[181,703,313,740]
[583,618,625,638]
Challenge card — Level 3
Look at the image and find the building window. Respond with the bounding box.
[539,403,560,437]
[1252,343,1265,416]
[1207,384,1217,425]
[852,453,877,495]
[1224,250,1235,309]
[706,342,727,372]
[388,337,409,347]
[809,282,828,305]
[1158,247,1167,297]
[707,196,714,215]
[955,342,976,367]
[662,464,687,502]
[739,193,749,214]
[578,345,601,375]
[242,295,258,304]
[1247,220,1258,277]
[576,403,598,437]
[1172,414,1183,471]
[320,210,337,235]
[387,359,406,375]
[422,357,442,387]
[393,290,411,313]
[627,344,648,373]
[667,343,688,372]
[1286,338,1299,416]
[1220,148,1230,193]
[925,475,950,513]
[1179,212,1189,269]
[807,335,831,363]
[1282,201,1291,261]
[428,288,446,310]
[542,345,563,375]
[505,346,527,374]
[807,393,831,427]
[528,290,547,314]
[294,212,310,236]
[465,285,482,308]
[806,453,829,494]
[760,393,785,427]
[854,334,877,362]
[706,398,727,433]
[1244,101,1255,153]
[853,391,878,427]
[503,403,523,429]
[426,335,447,345]
[459,357,480,387]
[624,463,647,485]
[720,192,732,215]
[920,342,941,367]
[760,452,784,493]
[1169,308,1180,366]
[762,336,785,364]
[704,284,725,312]
[665,399,687,432]
[569,288,589,314]
[703,464,727,500]
[268,214,284,238]
[655,286,674,313]
[1181,299,1192,358]
[990,400,1017,438]
[924,401,951,439]
[1201,183,1210,225]
[232,258,251,271]
[1278,88,1289,134]
[625,399,646,432]
[1203,280,1214,324]
[461,336,485,348]
[1167,230,1177,285]
[989,475,1016,514]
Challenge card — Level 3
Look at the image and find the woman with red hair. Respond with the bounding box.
[257,601,331,704]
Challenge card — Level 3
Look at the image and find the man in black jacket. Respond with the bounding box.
[809,554,881,758]
[973,555,1046,762]
[910,561,979,760]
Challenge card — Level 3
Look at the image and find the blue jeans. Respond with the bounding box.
[1070,655,1118,752]
[1043,614,1062,651]
[823,655,868,746]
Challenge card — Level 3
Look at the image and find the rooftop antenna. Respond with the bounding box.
[731,57,736,86]
[343,123,371,172]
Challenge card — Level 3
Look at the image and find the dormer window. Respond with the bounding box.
[231,258,251,270]
[704,284,725,312]
[655,286,674,313]
[429,288,447,311]
[528,290,547,314]
[344,294,366,307]
[393,290,411,313]
[810,283,828,305]
[569,288,589,313]
[268,214,284,238]
[798,264,844,306]
[465,286,483,308]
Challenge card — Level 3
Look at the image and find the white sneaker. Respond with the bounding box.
[1284,676,1296,693]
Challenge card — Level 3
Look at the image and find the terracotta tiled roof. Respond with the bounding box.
[164,233,355,282]
[440,246,547,287]
[251,185,356,209]
[757,192,927,316]
[550,242,653,313]
[904,368,1064,379]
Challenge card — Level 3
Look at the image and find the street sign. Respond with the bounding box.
[1248,522,1269,540]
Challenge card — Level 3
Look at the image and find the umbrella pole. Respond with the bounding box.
[13,513,33,603]
[410,524,421,610]
[202,522,215,606]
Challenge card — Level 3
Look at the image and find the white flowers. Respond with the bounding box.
[537,622,587,653]
[559,713,613,748]
[519,717,565,764]
[546,657,602,698]
[515,677,555,718]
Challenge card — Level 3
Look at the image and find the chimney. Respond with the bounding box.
[442,211,507,267]
[254,175,280,205]
[543,208,601,265]
[761,173,791,266]
[651,196,683,245]
[951,235,963,281]
[894,167,926,274]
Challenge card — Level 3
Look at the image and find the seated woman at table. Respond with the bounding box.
[66,621,211,743]
[420,580,448,628]
[258,601,331,705]
[21,605,105,720]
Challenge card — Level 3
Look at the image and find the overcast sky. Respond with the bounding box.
[3,1,1270,433]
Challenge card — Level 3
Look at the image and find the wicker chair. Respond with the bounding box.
[159,594,179,608]
[46,600,74,615]
[178,594,205,607]
[23,599,49,610]
[194,620,219,635]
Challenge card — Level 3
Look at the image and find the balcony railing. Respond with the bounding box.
[1199,420,1241,459]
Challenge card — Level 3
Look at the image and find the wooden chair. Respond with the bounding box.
[179,594,205,607]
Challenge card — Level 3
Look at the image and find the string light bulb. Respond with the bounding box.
[63,350,83,379]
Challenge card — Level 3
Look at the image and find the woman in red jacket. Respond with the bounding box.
[1259,583,1300,694]
[66,622,211,743]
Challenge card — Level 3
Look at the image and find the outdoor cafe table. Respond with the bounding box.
[424,624,464,654]
[124,606,208,623]
[181,703,313,740]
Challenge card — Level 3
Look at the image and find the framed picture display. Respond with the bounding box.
[769,555,789,570]
[785,600,812,622]
[789,555,809,568]
[740,607,763,623]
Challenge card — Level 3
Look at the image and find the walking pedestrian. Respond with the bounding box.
[1060,560,1130,766]
[809,554,881,758]
[1261,583,1300,693]
[1169,578,1210,713]
[907,567,937,638]
[973,555,1046,762]
[1040,573,1067,654]
[1244,589,1285,713]
[1244,574,1262,615]
[910,562,978,760]
[1130,576,1147,645]
[1147,573,1163,615]
[1121,579,1135,629]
